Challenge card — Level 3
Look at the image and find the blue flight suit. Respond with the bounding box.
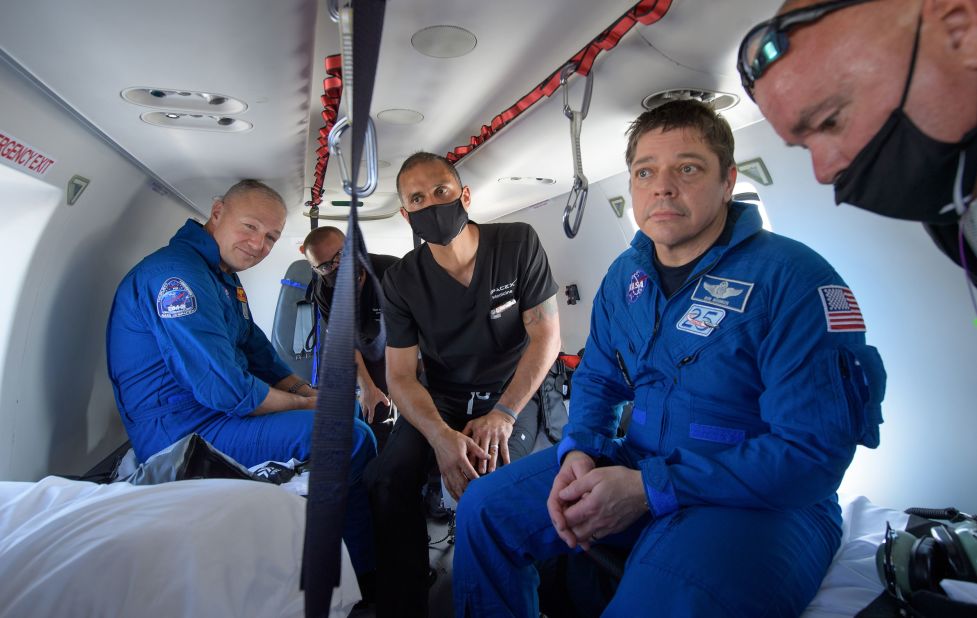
[453,203,886,617]
[106,219,376,574]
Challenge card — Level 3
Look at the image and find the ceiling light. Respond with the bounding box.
[122,87,248,114]
[411,25,477,59]
[641,89,739,113]
[377,109,424,125]
[496,176,556,185]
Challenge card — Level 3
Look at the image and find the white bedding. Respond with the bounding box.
[0,476,360,618]
[0,479,921,617]
[802,494,909,617]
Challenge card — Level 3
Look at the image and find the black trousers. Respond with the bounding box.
[363,389,538,617]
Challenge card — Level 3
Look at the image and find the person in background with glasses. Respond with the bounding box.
[301,225,399,452]
[739,0,976,286]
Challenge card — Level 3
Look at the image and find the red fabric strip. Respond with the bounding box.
[445,0,672,164]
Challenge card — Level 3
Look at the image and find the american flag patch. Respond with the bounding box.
[818,285,866,332]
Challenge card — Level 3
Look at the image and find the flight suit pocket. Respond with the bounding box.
[814,345,886,448]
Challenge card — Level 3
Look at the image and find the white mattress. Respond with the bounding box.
[0,476,360,618]
[802,494,909,617]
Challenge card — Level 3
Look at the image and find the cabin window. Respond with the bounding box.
[732,181,773,232]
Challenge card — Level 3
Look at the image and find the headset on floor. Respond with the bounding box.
[877,507,977,604]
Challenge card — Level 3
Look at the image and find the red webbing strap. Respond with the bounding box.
[310,54,344,206]
[445,0,672,164]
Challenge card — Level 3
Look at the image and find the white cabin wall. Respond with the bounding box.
[0,58,197,481]
[733,119,977,512]
[494,179,636,354]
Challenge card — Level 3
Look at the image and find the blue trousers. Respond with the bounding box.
[126,403,377,575]
[453,446,841,618]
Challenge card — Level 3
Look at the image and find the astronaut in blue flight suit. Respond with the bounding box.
[453,101,887,617]
[106,179,375,576]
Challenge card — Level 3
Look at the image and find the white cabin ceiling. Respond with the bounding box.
[0,0,781,224]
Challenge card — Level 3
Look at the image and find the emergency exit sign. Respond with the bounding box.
[0,129,56,177]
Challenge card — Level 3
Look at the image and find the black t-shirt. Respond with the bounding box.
[382,222,558,393]
[309,253,399,343]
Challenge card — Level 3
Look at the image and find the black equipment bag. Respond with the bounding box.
[523,358,572,445]
[124,433,255,486]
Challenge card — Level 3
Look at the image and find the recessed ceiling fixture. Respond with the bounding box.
[411,25,477,58]
[496,176,556,185]
[641,89,740,113]
[140,112,252,132]
[122,87,248,114]
[377,109,424,125]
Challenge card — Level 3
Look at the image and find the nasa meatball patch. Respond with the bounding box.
[627,270,649,304]
[156,277,197,318]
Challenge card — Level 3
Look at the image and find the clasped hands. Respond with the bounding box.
[546,451,649,550]
[434,409,514,501]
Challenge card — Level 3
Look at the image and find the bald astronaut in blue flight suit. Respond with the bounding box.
[453,101,887,617]
[106,180,375,576]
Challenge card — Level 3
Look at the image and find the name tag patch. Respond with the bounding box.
[157,278,197,318]
[690,275,754,313]
[676,304,726,337]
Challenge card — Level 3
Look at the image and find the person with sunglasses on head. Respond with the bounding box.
[301,225,399,451]
[739,0,977,285]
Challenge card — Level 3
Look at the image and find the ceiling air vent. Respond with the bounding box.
[641,89,739,113]
[140,112,252,133]
[121,88,248,115]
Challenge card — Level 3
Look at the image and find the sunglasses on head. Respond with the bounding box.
[737,0,879,100]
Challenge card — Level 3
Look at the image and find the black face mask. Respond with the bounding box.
[406,198,469,245]
[321,270,338,287]
[833,18,977,224]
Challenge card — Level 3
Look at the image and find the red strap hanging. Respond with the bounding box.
[310,54,344,206]
[445,0,672,164]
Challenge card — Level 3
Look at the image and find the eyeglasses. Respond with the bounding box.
[737,0,879,100]
[313,250,343,275]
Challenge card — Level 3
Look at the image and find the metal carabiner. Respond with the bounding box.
[328,115,379,198]
[561,64,594,238]
[561,64,593,121]
[563,177,589,239]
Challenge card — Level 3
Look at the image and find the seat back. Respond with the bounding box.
[271,259,316,382]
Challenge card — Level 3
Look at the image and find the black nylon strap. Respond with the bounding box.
[302,1,386,616]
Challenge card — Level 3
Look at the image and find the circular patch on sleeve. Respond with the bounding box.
[156,277,198,318]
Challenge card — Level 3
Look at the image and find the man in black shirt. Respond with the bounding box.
[301,226,398,450]
[365,152,561,617]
